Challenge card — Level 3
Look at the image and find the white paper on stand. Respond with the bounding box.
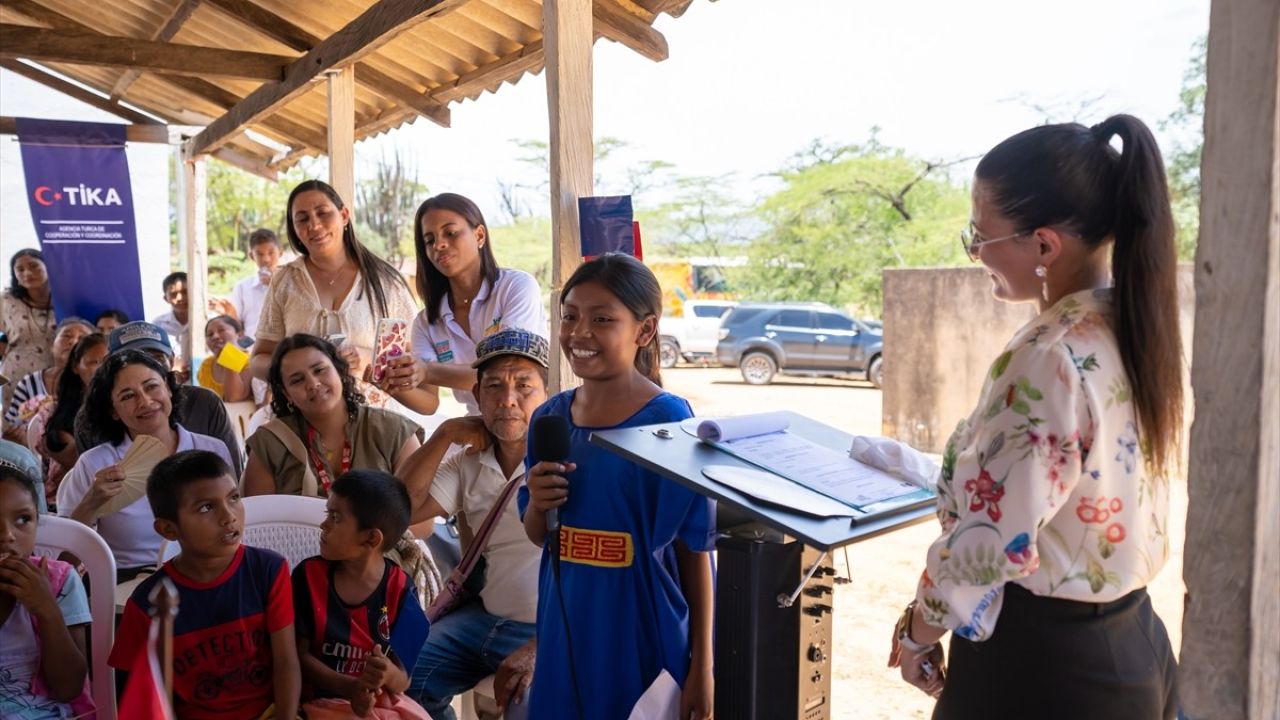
[695,412,790,442]
[702,465,856,517]
[628,669,681,720]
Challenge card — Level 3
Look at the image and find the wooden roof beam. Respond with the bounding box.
[202,0,449,127]
[0,24,295,80]
[2,0,325,150]
[0,115,168,141]
[0,59,162,125]
[109,0,202,100]
[593,0,668,62]
[188,0,464,157]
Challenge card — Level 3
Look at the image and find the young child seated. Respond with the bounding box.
[109,450,300,719]
[293,470,430,719]
[0,465,93,719]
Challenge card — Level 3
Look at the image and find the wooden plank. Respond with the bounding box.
[0,59,162,125]
[187,0,465,157]
[0,0,322,150]
[593,0,668,62]
[201,0,449,127]
[210,145,277,181]
[543,0,593,393]
[180,154,208,373]
[0,23,294,80]
[159,75,328,149]
[1182,0,1280,717]
[0,115,168,142]
[327,66,355,205]
[109,0,202,100]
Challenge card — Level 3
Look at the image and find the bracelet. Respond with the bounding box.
[895,601,938,653]
[899,631,936,654]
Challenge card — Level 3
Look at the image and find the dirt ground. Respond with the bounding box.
[661,366,1188,720]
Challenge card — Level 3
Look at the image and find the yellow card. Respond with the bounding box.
[217,342,250,373]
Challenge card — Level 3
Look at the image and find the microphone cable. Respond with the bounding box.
[549,523,586,720]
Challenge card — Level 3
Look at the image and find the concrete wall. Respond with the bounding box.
[882,265,1195,454]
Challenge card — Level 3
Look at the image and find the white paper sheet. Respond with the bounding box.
[695,412,790,442]
[723,430,920,509]
[628,669,681,720]
[702,465,856,517]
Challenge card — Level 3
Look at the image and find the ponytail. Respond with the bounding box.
[976,114,1183,476]
[562,254,664,387]
[1091,115,1183,477]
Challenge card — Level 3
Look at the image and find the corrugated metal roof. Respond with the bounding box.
[1,0,697,176]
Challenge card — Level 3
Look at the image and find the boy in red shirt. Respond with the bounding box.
[109,450,300,719]
[293,470,429,718]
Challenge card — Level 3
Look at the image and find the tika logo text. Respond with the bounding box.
[32,184,123,206]
[558,526,634,568]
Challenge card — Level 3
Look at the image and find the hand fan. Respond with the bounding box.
[95,434,170,518]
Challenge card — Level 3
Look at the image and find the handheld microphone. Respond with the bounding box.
[529,414,584,719]
[530,414,572,537]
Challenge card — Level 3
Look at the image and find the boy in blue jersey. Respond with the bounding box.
[292,470,430,719]
[109,450,301,720]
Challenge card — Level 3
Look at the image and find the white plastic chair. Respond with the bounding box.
[159,495,326,569]
[34,515,118,720]
[239,495,326,567]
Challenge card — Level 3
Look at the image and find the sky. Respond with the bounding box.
[0,0,1210,288]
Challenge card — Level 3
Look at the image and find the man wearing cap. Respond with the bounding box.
[72,322,243,474]
[398,328,548,720]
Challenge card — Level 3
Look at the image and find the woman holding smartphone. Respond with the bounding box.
[376,193,545,416]
[251,180,418,388]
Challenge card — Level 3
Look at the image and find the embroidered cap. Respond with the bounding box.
[109,321,174,357]
[471,328,550,369]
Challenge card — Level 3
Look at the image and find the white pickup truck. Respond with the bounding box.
[659,299,738,368]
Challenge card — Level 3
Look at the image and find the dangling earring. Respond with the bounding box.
[1035,265,1049,302]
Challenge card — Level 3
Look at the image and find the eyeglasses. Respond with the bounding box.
[959,222,1028,262]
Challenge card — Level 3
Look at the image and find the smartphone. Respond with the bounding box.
[371,318,410,383]
[325,333,348,348]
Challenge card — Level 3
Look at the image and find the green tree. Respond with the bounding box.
[356,149,427,268]
[1162,35,1206,259]
[735,137,970,316]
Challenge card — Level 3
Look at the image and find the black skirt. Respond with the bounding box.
[933,583,1179,720]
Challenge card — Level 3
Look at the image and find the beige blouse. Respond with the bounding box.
[254,256,419,368]
[0,292,56,416]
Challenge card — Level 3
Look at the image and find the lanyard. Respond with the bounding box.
[306,425,351,496]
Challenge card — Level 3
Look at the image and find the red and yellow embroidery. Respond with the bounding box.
[558,526,634,568]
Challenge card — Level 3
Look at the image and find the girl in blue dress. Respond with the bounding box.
[520,253,715,720]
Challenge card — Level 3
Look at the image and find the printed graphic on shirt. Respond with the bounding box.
[558,525,634,568]
[484,315,504,337]
[292,557,426,693]
[108,546,292,720]
[433,339,453,363]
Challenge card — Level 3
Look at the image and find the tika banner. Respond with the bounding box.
[16,118,145,322]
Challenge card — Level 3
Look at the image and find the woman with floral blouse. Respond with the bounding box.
[887,115,1182,719]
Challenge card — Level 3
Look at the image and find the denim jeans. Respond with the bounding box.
[407,600,536,720]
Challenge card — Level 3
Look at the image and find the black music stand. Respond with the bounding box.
[590,411,936,720]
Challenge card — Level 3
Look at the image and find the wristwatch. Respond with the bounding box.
[895,600,936,653]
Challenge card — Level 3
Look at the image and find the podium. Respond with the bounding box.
[591,411,935,720]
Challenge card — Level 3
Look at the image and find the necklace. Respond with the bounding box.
[308,258,351,287]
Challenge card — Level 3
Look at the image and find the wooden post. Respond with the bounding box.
[543,0,593,392]
[181,151,208,377]
[327,66,356,206]
[1181,0,1280,717]
[147,576,180,703]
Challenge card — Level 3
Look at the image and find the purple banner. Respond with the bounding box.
[578,195,636,258]
[16,118,145,323]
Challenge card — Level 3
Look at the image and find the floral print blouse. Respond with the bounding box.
[915,288,1170,641]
